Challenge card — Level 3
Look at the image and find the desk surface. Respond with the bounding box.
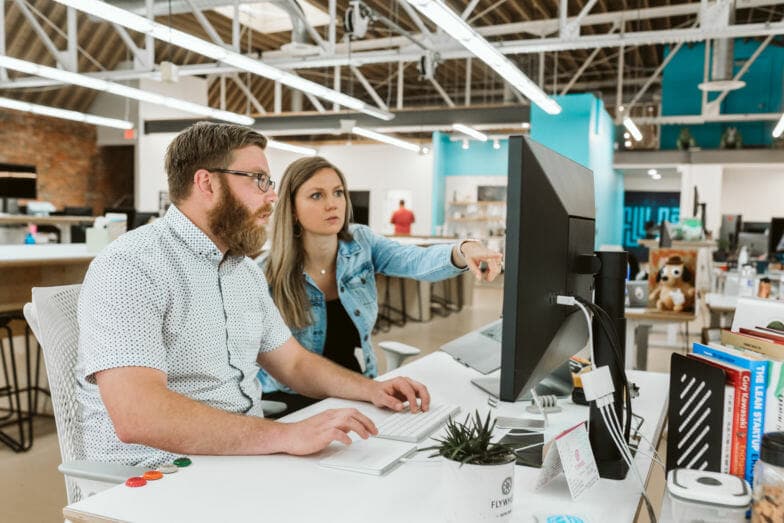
[625,308,696,322]
[0,214,94,226]
[63,352,668,523]
[637,239,717,249]
[0,243,95,267]
[384,235,456,247]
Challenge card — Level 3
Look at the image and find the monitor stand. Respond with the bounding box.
[470,361,573,402]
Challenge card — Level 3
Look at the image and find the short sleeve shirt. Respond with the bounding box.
[76,204,291,467]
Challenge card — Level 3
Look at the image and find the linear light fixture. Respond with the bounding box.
[623,117,643,142]
[0,55,253,125]
[774,114,784,138]
[452,123,487,142]
[0,96,134,129]
[267,140,317,156]
[52,0,394,121]
[351,127,420,152]
[404,0,560,115]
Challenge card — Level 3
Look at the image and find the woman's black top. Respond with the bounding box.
[321,299,362,373]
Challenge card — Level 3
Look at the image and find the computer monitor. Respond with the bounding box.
[0,163,37,212]
[132,212,158,230]
[738,231,768,258]
[768,218,784,255]
[498,136,596,402]
[64,206,93,216]
[719,214,742,251]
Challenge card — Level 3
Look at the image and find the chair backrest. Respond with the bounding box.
[24,284,83,503]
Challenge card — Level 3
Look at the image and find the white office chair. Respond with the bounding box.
[24,285,144,504]
[378,341,420,372]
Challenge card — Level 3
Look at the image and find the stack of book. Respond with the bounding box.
[668,297,784,485]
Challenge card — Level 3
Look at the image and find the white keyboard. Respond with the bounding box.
[375,404,461,443]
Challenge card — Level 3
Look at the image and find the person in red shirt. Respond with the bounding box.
[390,199,415,235]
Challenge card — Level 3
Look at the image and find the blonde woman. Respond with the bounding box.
[261,156,502,412]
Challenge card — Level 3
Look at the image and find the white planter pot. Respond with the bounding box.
[442,458,516,522]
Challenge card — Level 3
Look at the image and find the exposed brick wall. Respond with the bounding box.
[0,110,133,213]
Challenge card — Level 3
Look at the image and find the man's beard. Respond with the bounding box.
[207,182,271,258]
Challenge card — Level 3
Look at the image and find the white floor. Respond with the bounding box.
[0,278,687,522]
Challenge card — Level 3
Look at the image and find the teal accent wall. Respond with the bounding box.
[531,93,623,248]
[661,40,784,148]
[430,131,510,233]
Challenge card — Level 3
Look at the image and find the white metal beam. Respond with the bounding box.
[274,80,282,114]
[0,0,7,81]
[230,74,266,114]
[429,78,455,108]
[396,61,404,110]
[397,0,432,38]
[14,0,68,69]
[707,33,775,111]
[333,65,340,112]
[283,0,328,51]
[112,23,149,69]
[66,7,77,71]
[625,37,687,113]
[351,65,388,112]
[185,0,226,46]
[464,58,472,105]
[635,113,782,125]
[461,0,481,21]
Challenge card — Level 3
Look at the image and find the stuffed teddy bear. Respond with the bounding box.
[649,255,695,312]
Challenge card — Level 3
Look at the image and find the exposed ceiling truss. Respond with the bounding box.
[0,0,782,143]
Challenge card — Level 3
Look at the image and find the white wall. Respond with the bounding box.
[721,165,784,222]
[266,144,434,235]
[623,173,681,192]
[135,77,210,212]
[678,164,724,235]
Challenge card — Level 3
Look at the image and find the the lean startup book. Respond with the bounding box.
[692,342,768,484]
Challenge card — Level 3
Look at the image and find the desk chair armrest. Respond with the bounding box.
[58,460,146,483]
[378,341,420,356]
[378,341,421,372]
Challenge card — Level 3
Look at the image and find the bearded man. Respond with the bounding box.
[77,122,430,467]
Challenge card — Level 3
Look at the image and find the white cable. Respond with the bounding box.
[556,296,594,367]
[600,404,657,523]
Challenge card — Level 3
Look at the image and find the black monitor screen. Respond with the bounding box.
[769,218,784,254]
[349,190,369,226]
[499,136,595,401]
[0,163,37,199]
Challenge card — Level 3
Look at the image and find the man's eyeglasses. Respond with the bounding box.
[209,169,275,193]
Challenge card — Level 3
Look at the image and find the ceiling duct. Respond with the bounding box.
[699,0,745,92]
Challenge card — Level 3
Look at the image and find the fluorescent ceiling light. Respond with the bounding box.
[774,114,784,138]
[452,123,487,142]
[651,173,662,180]
[351,126,420,152]
[492,139,500,150]
[52,0,393,121]
[0,96,134,129]
[647,169,657,176]
[404,0,560,115]
[267,140,317,156]
[623,117,643,142]
[0,55,252,125]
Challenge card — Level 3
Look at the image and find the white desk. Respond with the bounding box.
[63,352,668,523]
[0,243,94,267]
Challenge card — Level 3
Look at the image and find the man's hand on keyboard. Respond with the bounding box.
[279,408,378,455]
[370,377,431,413]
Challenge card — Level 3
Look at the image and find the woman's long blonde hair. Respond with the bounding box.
[266,156,354,329]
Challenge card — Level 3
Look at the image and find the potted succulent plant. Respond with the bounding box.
[423,411,517,522]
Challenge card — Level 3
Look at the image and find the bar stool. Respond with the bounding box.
[0,311,48,452]
[374,275,408,333]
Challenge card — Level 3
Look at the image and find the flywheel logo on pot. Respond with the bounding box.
[501,477,512,495]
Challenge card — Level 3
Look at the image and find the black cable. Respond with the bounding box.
[586,301,633,441]
[576,297,633,441]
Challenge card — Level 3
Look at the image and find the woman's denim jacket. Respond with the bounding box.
[258,224,464,393]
